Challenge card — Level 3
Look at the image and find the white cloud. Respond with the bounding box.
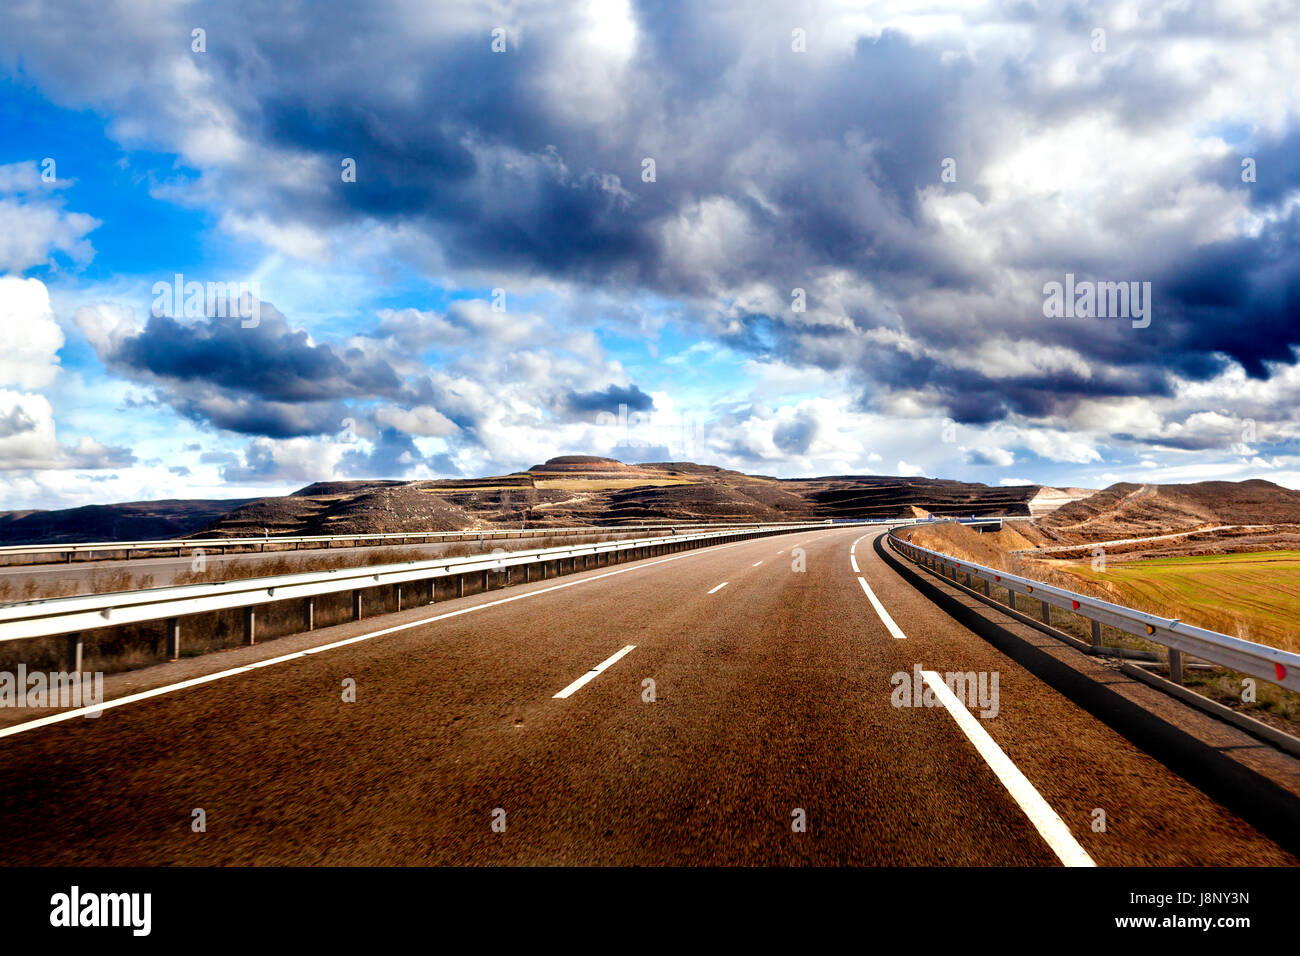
[0,163,99,272]
[375,404,459,437]
[0,276,64,388]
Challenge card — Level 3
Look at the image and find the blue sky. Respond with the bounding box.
[1,1,1298,510]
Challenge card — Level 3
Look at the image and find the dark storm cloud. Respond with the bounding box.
[170,395,349,439]
[87,304,403,437]
[108,306,401,403]
[1158,211,1300,379]
[93,4,979,296]
[562,384,655,419]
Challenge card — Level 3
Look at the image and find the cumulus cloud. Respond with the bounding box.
[77,299,403,437]
[0,161,99,272]
[0,390,134,470]
[0,276,65,389]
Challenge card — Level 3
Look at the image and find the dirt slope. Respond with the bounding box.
[1038,480,1300,543]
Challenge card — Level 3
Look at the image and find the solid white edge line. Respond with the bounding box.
[0,532,822,740]
[753,561,763,567]
[707,582,728,594]
[850,554,860,572]
[552,644,637,699]
[856,576,907,640]
[921,670,1096,868]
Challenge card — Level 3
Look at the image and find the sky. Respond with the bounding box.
[0,0,1298,510]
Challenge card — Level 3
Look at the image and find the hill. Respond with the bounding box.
[0,457,1109,544]
[0,498,254,545]
[194,458,1046,537]
[1037,480,1300,543]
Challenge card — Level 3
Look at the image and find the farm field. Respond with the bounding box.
[1065,550,1300,652]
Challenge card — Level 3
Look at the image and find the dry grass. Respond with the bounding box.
[0,568,156,604]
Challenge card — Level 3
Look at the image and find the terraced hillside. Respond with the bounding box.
[1037,480,1300,543]
[195,457,1045,536]
[0,457,1066,544]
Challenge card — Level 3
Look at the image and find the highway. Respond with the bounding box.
[0,525,1294,866]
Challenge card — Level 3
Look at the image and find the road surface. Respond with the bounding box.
[0,526,1294,865]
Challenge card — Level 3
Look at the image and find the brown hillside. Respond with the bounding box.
[1037,480,1300,543]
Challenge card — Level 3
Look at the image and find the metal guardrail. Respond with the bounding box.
[0,520,833,564]
[0,521,867,664]
[0,516,1015,564]
[887,528,1300,693]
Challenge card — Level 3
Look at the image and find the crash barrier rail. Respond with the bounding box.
[887,528,1299,694]
[0,521,828,565]
[0,515,1017,566]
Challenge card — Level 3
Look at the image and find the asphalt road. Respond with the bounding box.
[0,526,1293,865]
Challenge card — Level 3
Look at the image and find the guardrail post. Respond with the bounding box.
[1091,619,1102,648]
[455,575,464,598]
[352,590,363,621]
[164,618,180,660]
[1168,649,1185,685]
[304,597,315,631]
[65,632,84,672]
[1007,590,1016,611]
[428,578,436,604]
[1041,601,1051,625]
[393,583,402,612]
[982,578,991,597]
[243,607,256,645]
[481,569,489,592]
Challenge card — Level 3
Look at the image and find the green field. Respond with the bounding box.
[1067,550,1300,652]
